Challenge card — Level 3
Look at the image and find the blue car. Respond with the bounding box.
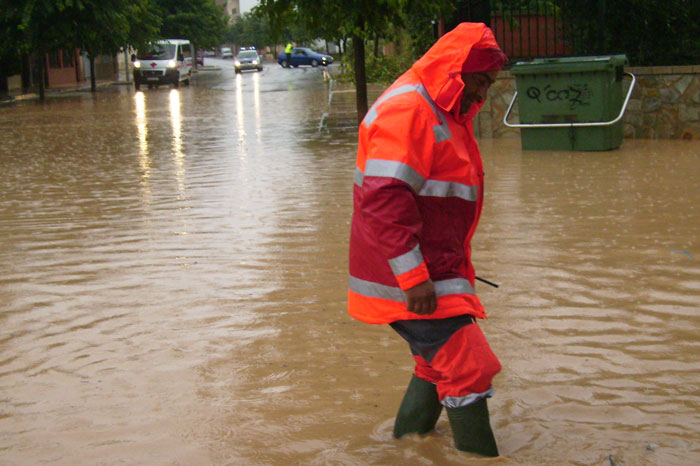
[277,47,333,68]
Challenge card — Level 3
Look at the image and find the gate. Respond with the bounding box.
[489,1,571,61]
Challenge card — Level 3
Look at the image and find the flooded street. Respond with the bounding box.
[1,60,699,465]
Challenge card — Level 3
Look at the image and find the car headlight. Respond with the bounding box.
[167,59,176,68]
[133,60,141,69]
[252,60,258,65]
[234,60,240,66]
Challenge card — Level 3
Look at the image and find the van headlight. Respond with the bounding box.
[234,60,240,67]
[133,60,141,69]
[252,60,258,65]
[167,59,176,68]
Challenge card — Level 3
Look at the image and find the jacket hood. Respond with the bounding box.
[411,22,506,118]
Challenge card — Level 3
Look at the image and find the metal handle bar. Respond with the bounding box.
[503,72,636,128]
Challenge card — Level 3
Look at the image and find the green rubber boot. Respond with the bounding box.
[446,398,499,457]
[393,374,443,438]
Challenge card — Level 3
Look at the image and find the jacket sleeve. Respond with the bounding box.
[358,101,436,290]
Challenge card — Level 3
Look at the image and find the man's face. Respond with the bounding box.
[460,71,498,114]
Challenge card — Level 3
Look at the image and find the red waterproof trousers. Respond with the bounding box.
[390,314,501,407]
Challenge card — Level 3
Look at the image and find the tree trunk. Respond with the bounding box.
[38,53,46,101]
[89,54,97,92]
[74,49,81,83]
[353,35,368,124]
[0,75,8,99]
[21,53,31,94]
[124,45,131,78]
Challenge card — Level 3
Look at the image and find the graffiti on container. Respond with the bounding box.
[526,84,592,109]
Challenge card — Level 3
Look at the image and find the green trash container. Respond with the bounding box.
[504,55,635,151]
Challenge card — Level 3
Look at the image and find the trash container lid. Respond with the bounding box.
[510,55,628,75]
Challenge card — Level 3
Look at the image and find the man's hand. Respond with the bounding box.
[404,279,437,315]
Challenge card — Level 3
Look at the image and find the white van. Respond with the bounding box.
[132,39,193,90]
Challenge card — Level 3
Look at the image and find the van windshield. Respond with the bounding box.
[137,43,176,60]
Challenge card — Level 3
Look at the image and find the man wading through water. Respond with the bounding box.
[348,23,507,456]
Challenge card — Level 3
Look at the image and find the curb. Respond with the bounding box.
[1,81,124,104]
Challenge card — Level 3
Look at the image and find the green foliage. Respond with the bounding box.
[256,0,405,49]
[2,0,231,93]
[224,8,321,53]
[491,0,557,12]
[123,1,163,52]
[253,0,294,44]
[256,0,408,118]
[364,49,415,84]
[334,32,414,85]
[3,0,161,62]
[0,1,26,76]
[65,0,152,57]
[556,0,700,66]
[225,12,271,49]
[155,0,228,49]
[402,0,453,57]
[491,0,558,35]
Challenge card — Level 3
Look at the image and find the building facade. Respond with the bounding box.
[216,0,240,21]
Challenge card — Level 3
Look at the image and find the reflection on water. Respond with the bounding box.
[235,73,246,146]
[252,72,262,143]
[476,139,700,466]
[134,91,152,205]
[0,73,699,465]
[168,89,185,196]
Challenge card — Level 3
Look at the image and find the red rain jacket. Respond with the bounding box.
[348,23,502,324]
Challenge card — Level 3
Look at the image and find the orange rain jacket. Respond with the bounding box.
[348,23,503,324]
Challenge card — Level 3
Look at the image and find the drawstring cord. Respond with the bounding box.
[476,276,499,288]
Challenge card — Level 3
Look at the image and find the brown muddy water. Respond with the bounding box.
[1,65,699,465]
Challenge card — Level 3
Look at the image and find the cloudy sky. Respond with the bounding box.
[239,0,258,14]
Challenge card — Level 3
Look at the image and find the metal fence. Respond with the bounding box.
[489,1,570,61]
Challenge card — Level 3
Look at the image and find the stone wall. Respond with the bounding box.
[475,65,700,140]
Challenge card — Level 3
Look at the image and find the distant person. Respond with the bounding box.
[284,42,293,67]
[347,23,507,456]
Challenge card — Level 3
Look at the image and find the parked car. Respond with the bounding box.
[204,49,216,57]
[277,47,333,68]
[220,47,233,59]
[234,49,263,73]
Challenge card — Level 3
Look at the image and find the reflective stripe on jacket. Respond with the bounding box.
[348,23,497,324]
